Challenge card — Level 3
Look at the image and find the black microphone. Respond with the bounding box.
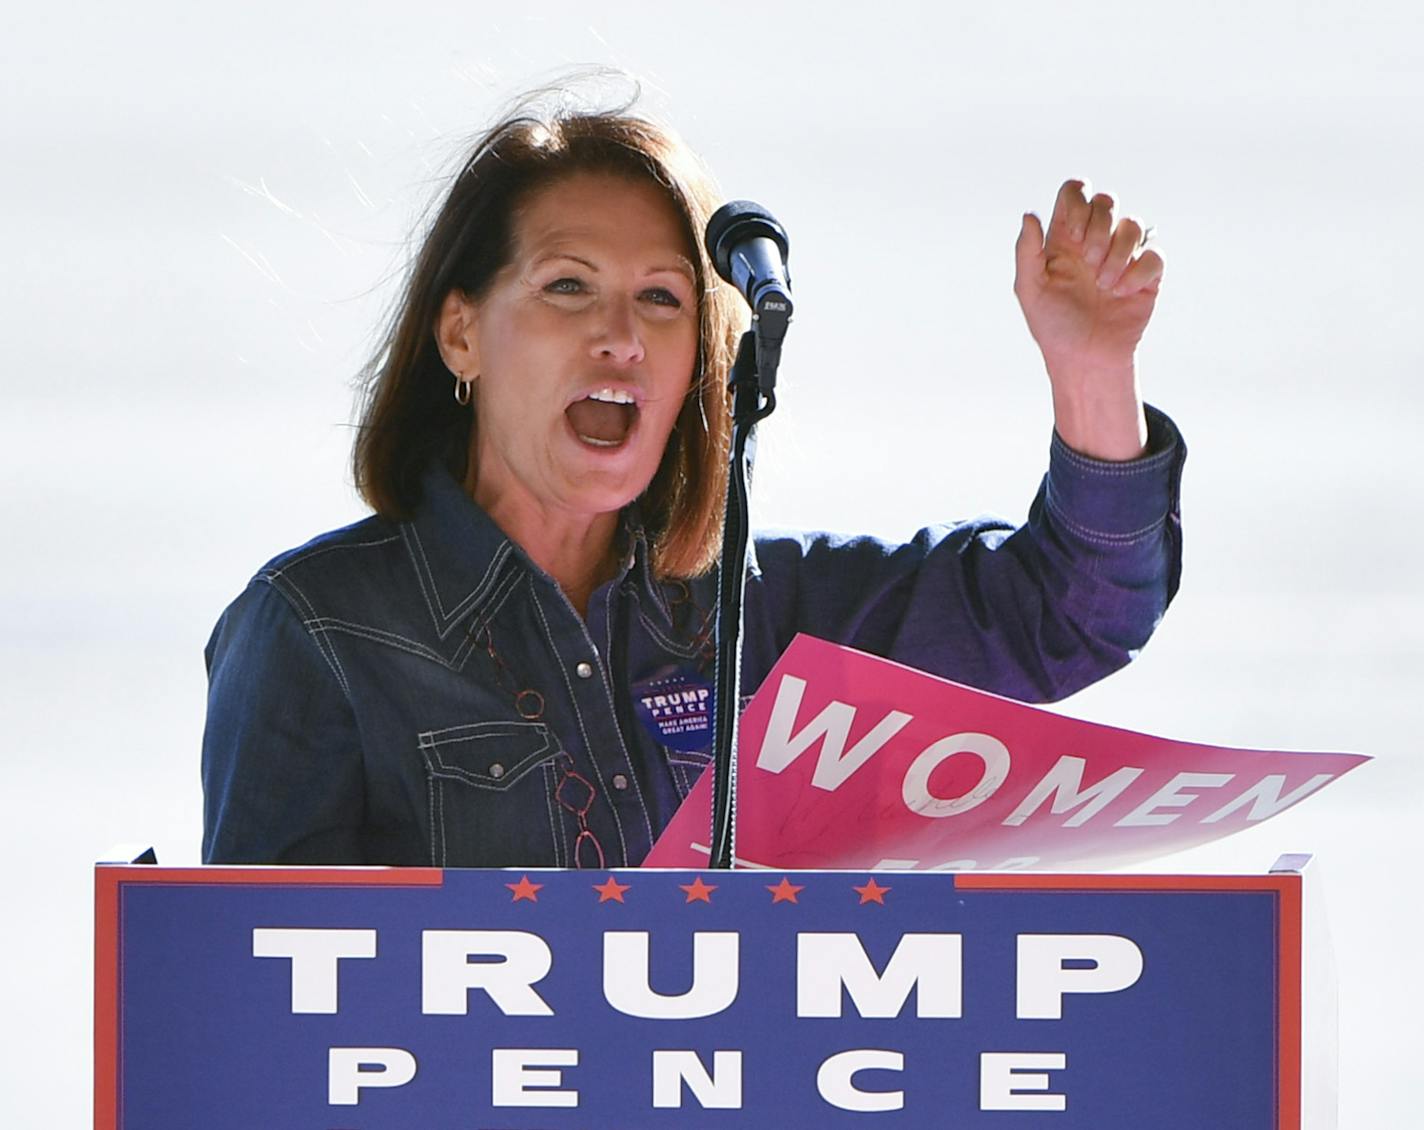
[705,201,793,389]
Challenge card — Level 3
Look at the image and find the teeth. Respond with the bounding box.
[587,387,635,405]
[579,436,621,447]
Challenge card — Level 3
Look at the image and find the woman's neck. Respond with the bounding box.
[467,474,619,619]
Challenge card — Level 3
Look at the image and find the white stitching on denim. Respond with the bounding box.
[1044,496,1167,546]
[267,534,401,572]
[402,526,514,637]
[542,759,565,867]
[419,721,549,741]
[420,738,557,790]
[308,619,451,666]
[455,541,514,624]
[427,776,437,865]
[420,732,562,861]
[271,543,511,668]
[480,569,525,630]
[400,525,444,631]
[417,722,556,788]
[424,757,555,790]
[262,537,394,692]
[666,750,712,768]
[603,582,617,676]
[528,582,632,864]
[263,574,352,697]
[438,778,448,865]
[419,743,441,866]
[595,582,655,848]
[644,572,673,623]
[451,569,522,670]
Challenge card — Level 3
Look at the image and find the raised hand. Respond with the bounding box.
[1013,180,1164,460]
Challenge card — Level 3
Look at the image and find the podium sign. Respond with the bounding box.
[95,865,1320,1128]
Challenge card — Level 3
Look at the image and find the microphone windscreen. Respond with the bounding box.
[705,201,790,283]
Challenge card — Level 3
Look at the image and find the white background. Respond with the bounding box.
[2,1,1420,1123]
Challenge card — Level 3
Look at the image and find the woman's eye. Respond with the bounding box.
[545,277,585,295]
[642,287,682,308]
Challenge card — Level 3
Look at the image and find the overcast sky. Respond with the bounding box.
[3,1,1421,1124]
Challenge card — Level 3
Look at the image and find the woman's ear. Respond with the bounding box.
[434,290,481,378]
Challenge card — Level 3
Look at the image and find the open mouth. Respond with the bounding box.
[565,387,638,448]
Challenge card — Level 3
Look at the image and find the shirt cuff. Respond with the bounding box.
[1044,404,1185,542]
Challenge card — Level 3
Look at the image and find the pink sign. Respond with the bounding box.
[645,635,1369,871]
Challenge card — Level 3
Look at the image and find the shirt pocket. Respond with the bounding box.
[417,721,563,867]
[663,748,711,799]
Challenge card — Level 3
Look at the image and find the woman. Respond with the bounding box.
[202,97,1183,868]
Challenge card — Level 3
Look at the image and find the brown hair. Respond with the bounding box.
[353,92,741,578]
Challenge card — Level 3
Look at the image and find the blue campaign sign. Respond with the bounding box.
[95,866,1299,1129]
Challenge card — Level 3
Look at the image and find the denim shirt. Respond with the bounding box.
[202,407,1184,867]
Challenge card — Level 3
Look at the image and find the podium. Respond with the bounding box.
[94,857,1335,1129]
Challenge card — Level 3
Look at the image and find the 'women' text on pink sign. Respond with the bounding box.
[645,635,1368,870]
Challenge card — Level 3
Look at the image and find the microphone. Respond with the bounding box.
[704,201,793,389]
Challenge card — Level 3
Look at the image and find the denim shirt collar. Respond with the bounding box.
[400,464,668,639]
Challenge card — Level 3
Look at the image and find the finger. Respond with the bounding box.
[1081,191,1116,268]
[1015,211,1045,288]
[1096,216,1145,291]
[1049,178,1090,245]
[1112,247,1165,296]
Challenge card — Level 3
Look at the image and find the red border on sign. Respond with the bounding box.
[1277,876,1302,1130]
[93,865,443,1130]
[958,871,1302,1130]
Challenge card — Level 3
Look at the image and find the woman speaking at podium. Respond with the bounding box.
[202,91,1184,868]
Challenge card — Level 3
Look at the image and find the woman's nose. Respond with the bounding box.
[591,297,645,366]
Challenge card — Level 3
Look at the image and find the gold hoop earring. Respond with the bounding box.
[454,373,474,406]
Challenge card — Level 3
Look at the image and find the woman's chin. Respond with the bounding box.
[550,449,650,513]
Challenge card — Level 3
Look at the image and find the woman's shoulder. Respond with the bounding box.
[254,513,402,580]
[236,513,414,623]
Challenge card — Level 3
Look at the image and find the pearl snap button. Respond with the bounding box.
[488,762,505,779]
[576,661,594,679]
[612,773,629,790]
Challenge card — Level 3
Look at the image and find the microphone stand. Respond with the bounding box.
[708,311,785,870]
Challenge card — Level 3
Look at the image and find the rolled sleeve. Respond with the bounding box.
[1047,405,1184,538]
[1045,403,1185,602]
